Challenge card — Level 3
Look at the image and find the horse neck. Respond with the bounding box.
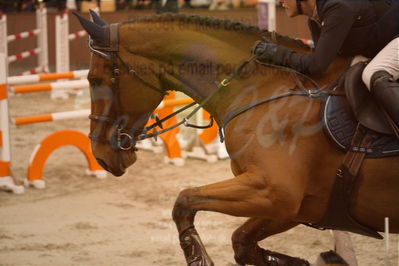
[119,19,338,124]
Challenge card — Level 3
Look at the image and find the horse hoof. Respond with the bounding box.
[262,249,309,266]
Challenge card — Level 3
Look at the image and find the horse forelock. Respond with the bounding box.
[120,14,310,51]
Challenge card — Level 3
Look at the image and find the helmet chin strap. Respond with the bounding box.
[296,0,303,15]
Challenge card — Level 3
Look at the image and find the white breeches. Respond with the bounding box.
[362,37,399,90]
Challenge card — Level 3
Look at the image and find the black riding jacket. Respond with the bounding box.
[286,0,398,75]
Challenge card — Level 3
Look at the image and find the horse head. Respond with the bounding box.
[75,11,165,176]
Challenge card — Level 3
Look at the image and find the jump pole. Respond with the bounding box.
[10,79,89,94]
[7,69,88,85]
[0,54,24,193]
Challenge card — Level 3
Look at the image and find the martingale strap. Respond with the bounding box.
[308,124,383,239]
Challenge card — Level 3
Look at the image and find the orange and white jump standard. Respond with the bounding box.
[0,54,24,193]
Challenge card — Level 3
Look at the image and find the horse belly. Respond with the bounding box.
[352,157,399,232]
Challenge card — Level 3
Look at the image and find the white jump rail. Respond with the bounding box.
[13,109,90,126]
[7,28,40,42]
[8,48,41,63]
[20,66,48,76]
[69,30,86,41]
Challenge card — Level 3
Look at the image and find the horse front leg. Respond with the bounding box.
[232,217,309,266]
[172,172,302,266]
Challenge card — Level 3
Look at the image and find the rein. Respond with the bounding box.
[134,55,257,142]
[218,61,345,142]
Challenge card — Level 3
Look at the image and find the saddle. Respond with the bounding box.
[308,62,399,239]
[322,62,399,158]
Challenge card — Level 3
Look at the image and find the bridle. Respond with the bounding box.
[87,23,221,152]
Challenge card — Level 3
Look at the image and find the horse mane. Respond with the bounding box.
[121,13,310,51]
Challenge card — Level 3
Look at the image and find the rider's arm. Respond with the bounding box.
[287,1,359,74]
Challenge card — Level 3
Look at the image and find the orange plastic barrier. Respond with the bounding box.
[27,130,103,181]
[199,110,218,145]
[152,91,182,159]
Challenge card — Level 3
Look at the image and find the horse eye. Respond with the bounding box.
[90,78,102,86]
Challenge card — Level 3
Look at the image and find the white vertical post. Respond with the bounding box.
[0,53,24,194]
[66,0,77,10]
[0,15,8,64]
[385,217,391,266]
[332,230,358,266]
[56,12,70,73]
[36,8,49,73]
[267,0,276,32]
[258,0,276,32]
[53,12,71,100]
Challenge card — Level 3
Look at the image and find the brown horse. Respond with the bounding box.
[75,12,399,265]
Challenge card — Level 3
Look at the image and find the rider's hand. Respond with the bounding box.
[251,37,273,58]
[252,37,294,66]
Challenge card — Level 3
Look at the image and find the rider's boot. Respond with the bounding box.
[370,70,399,127]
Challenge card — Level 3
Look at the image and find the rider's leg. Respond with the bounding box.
[362,37,399,125]
[232,217,310,266]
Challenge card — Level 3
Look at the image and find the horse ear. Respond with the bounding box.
[89,9,108,26]
[73,11,110,47]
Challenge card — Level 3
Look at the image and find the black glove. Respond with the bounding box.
[252,38,294,67]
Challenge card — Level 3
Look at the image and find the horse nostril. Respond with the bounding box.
[96,158,109,171]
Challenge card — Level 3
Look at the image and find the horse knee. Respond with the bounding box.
[172,188,196,222]
[232,228,250,247]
